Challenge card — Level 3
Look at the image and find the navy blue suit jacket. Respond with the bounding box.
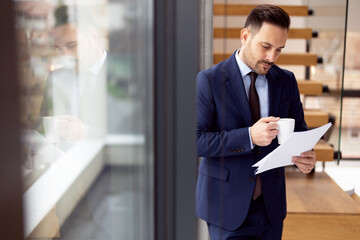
[196,51,307,230]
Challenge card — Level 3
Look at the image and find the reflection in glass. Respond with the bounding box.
[16,0,153,239]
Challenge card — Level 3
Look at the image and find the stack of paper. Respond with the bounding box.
[253,123,332,174]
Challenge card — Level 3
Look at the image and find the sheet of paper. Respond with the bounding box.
[252,122,332,174]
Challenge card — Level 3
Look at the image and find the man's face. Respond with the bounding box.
[51,23,99,70]
[52,23,79,58]
[240,22,288,75]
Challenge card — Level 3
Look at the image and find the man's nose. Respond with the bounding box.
[60,47,71,56]
[266,50,278,63]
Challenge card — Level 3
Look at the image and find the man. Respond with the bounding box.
[196,5,316,240]
[34,4,110,237]
[39,4,107,148]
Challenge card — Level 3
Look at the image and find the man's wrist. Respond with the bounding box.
[248,127,255,149]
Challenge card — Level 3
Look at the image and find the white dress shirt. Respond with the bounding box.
[235,49,269,148]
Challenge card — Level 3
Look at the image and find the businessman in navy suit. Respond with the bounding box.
[196,5,316,240]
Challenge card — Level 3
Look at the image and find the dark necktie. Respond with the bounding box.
[249,72,260,123]
[248,71,262,200]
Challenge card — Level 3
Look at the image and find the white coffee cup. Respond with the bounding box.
[43,116,63,143]
[276,118,295,144]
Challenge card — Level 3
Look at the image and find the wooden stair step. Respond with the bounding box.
[285,169,360,213]
[313,139,334,162]
[277,53,319,66]
[284,169,360,240]
[213,53,319,66]
[297,80,323,95]
[214,28,315,39]
[351,194,360,205]
[304,109,329,128]
[214,4,311,16]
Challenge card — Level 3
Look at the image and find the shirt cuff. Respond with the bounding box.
[248,127,254,149]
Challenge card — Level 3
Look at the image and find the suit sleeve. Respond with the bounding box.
[196,71,252,158]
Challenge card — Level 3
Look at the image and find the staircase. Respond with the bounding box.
[212,3,334,163]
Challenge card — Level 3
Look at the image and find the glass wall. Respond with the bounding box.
[15,0,154,239]
[307,0,360,160]
[340,0,360,159]
[305,0,347,160]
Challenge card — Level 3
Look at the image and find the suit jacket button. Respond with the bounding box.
[240,147,244,152]
[249,177,255,182]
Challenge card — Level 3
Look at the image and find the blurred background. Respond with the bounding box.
[1,0,360,239]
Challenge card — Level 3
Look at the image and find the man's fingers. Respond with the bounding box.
[268,122,279,131]
[294,161,314,173]
[292,155,316,175]
[292,156,315,164]
[301,151,316,158]
[260,116,280,123]
[56,115,78,121]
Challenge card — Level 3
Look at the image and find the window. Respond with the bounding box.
[16,0,154,238]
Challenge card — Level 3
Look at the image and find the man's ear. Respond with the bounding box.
[240,28,251,46]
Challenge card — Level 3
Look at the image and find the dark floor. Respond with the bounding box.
[57,166,147,240]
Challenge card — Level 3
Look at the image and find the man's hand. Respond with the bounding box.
[250,117,280,146]
[292,150,316,173]
[56,115,88,144]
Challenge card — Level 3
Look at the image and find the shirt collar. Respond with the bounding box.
[89,49,107,75]
[235,48,253,78]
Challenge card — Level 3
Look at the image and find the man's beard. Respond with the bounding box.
[254,60,274,75]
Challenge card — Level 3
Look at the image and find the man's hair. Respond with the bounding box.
[244,4,291,33]
[54,5,73,27]
[53,4,98,30]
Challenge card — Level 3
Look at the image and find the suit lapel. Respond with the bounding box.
[223,52,253,126]
[266,67,283,117]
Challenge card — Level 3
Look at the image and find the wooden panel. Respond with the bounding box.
[352,194,360,205]
[284,214,360,240]
[285,170,360,214]
[213,53,231,64]
[284,170,360,240]
[276,53,318,66]
[214,28,313,39]
[213,28,241,39]
[288,28,313,39]
[297,80,323,95]
[213,53,318,66]
[304,109,329,128]
[214,4,309,16]
[313,139,334,162]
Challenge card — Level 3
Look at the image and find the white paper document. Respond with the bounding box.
[252,123,332,174]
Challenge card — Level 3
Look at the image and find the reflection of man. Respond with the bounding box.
[39,4,107,148]
[51,5,105,71]
[196,5,316,240]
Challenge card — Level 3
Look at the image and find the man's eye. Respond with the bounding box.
[262,45,270,49]
[67,42,78,49]
[276,49,282,53]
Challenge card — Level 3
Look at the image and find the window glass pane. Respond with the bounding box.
[341,0,360,159]
[15,0,153,239]
[306,0,347,160]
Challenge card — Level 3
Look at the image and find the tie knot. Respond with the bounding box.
[249,72,258,83]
